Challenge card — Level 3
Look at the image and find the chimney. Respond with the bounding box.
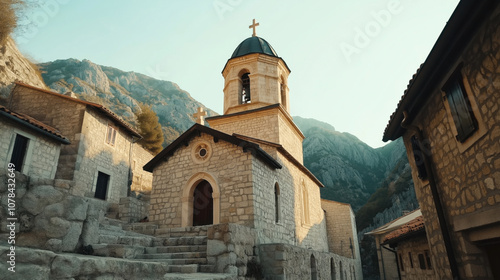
[64,91,77,98]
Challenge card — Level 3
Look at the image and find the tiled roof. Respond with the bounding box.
[382,215,425,245]
[13,82,141,138]
[0,105,70,144]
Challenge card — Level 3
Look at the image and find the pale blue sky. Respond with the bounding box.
[14,0,459,148]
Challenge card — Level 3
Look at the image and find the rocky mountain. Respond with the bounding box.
[38,58,217,144]
[0,37,46,99]
[294,117,408,211]
[36,58,417,219]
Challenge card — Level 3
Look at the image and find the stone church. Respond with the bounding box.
[144,22,362,279]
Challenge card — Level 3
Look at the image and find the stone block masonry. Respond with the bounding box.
[0,172,109,253]
[258,243,360,280]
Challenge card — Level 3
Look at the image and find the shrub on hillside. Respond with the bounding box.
[0,0,23,45]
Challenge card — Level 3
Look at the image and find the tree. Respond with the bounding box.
[0,0,23,44]
[135,104,164,154]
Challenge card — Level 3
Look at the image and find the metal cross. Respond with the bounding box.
[249,19,259,37]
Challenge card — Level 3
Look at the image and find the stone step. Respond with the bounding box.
[134,258,208,265]
[163,236,207,246]
[145,245,207,254]
[155,225,209,238]
[136,251,206,259]
[92,244,145,259]
[163,273,236,280]
[98,234,154,247]
[167,264,199,274]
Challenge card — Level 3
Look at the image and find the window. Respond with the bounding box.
[302,181,310,225]
[399,253,405,271]
[310,255,317,280]
[241,73,250,104]
[418,253,426,269]
[443,72,477,143]
[424,250,432,269]
[410,135,427,180]
[274,183,280,223]
[10,134,29,172]
[408,252,414,268]
[106,125,117,146]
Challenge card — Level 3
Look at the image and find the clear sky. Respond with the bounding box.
[13,0,460,148]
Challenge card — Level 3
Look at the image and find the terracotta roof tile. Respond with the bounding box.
[0,105,70,144]
[382,215,425,244]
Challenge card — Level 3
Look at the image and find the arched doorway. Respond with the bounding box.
[192,180,213,226]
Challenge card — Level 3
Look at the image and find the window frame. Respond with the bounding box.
[105,124,118,146]
[441,65,487,153]
[442,70,477,143]
[7,130,35,175]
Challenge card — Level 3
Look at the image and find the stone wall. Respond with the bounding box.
[322,199,359,258]
[206,223,257,278]
[0,116,61,180]
[208,106,304,163]
[130,145,154,193]
[402,6,500,279]
[9,85,86,181]
[118,195,150,223]
[0,172,108,253]
[258,243,361,280]
[74,107,134,204]
[149,133,255,227]
[397,235,437,280]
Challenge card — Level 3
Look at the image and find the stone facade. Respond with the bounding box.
[145,33,362,278]
[383,2,500,279]
[7,83,153,204]
[321,199,359,259]
[207,105,304,164]
[396,236,436,280]
[0,115,62,180]
[258,243,359,280]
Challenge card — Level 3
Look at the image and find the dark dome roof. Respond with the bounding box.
[230,36,278,59]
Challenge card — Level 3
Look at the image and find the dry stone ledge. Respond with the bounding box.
[0,246,170,280]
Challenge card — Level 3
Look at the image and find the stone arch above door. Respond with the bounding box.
[181,172,220,227]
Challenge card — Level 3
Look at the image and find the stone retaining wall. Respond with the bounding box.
[258,243,361,280]
[118,195,150,223]
[0,172,108,253]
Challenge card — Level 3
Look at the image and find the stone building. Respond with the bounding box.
[144,27,362,279]
[383,1,500,279]
[0,104,69,179]
[367,209,437,280]
[6,82,153,204]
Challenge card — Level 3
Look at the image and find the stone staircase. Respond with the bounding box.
[92,219,235,279]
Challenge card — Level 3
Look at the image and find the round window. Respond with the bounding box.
[191,141,212,164]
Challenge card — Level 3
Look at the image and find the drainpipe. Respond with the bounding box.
[127,135,141,196]
[401,111,460,280]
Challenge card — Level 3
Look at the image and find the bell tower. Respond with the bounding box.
[206,20,304,163]
[221,20,291,115]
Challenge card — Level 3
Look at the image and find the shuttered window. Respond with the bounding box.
[443,73,477,142]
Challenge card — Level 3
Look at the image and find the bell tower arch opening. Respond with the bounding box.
[240,71,251,104]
